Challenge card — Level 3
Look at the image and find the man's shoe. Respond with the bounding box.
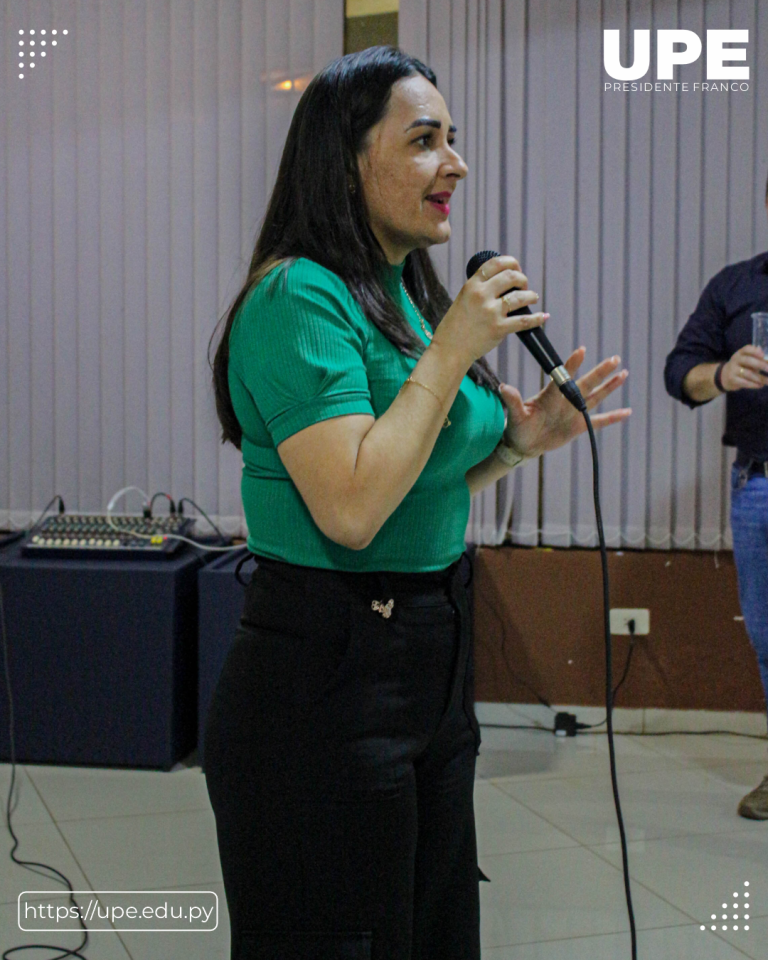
[738,774,768,820]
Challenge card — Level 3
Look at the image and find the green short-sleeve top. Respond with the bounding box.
[227,256,505,572]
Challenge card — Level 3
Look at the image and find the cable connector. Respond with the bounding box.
[554,712,578,737]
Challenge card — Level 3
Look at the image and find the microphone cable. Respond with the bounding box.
[582,409,638,960]
[474,403,638,956]
[463,251,637,956]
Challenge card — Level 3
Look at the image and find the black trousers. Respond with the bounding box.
[203,554,484,960]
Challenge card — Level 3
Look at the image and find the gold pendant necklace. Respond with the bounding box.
[401,281,433,341]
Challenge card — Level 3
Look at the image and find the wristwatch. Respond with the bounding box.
[714,361,726,393]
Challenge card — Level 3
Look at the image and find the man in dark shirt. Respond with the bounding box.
[665,180,768,820]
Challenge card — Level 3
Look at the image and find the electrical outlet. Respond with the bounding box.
[609,608,650,635]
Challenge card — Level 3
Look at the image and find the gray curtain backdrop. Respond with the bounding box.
[399,0,768,549]
[3,0,768,550]
[0,0,342,532]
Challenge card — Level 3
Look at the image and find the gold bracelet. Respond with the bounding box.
[400,376,451,428]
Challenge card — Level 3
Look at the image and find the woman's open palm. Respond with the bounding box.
[500,348,632,460]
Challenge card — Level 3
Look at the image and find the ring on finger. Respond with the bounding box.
[739,366,745,376]
[480,266,488,281]
[502,293,514,313]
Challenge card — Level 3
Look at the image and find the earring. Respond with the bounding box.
[347,177,356,194]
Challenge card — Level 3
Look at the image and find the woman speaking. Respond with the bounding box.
[204,45,630,960]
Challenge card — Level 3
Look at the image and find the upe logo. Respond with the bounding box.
[604,30,749,80]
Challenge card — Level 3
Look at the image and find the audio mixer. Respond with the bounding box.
[21,514,195,559]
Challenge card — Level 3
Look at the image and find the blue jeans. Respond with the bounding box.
[731,464,768,722]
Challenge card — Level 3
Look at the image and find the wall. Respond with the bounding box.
[472,545,765,712]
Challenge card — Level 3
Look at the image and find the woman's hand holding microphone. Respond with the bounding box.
[432,254,631,465]
[431,255,549,364]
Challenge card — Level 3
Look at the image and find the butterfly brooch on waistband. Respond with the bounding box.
[371,598,394,619]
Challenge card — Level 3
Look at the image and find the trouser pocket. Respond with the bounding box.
[238,930,372,959]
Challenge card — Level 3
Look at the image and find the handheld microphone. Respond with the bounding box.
[466,250,587,412]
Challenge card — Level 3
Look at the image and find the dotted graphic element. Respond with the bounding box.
[16,28,68,78]
[701,882,752,933]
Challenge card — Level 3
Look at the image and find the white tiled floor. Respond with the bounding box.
[1,705,767,960]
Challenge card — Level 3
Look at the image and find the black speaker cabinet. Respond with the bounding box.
[0,541,201,769]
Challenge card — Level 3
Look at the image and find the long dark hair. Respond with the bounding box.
[210,45,500,449]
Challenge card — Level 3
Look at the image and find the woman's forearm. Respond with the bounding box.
[279,337,480,551]
[465,449,515,496]
[339,339,472,547]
